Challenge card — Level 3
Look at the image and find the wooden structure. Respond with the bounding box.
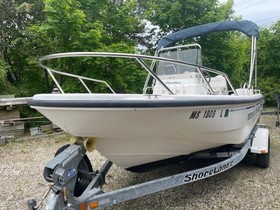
[0,95,30,137]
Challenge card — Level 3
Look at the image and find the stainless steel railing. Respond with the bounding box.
[39,52,236,95]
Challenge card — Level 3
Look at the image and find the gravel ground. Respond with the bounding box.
[0,115,280,210]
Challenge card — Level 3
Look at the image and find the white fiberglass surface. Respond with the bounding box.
[31,99,262,168]
[32,93,263,101]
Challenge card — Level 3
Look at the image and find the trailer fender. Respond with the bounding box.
[250,126,269,154]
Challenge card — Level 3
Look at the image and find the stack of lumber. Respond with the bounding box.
[0,95,25,137]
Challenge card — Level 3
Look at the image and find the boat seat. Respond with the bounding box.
[209,75,228,95]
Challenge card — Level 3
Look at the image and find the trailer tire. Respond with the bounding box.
[256,135,270,168]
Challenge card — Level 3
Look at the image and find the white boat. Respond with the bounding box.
[29,20,264,170]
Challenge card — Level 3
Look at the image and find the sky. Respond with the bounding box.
[219,0,280,26]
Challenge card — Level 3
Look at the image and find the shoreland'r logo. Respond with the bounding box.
[183,160,234,183]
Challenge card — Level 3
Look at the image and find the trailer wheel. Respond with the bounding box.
[55,144,93,197]
[256,135,270,168]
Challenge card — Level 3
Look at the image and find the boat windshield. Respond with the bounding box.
[156,45,202,76]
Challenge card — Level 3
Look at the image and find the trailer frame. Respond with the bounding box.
[27,124,270,210]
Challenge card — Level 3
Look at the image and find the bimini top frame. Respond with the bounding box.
[156,20,259,89]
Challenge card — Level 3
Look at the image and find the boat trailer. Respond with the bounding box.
[27,124,270,210]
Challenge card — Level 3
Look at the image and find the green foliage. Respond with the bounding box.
[258,77,280,106]
[100,43,147,93]
[0,58,7,81]
[139,0,234,31]
[200,32,251,87]
[0,58,9,93]
[0,0,279,105]
[256,20,280,106]
[25,0,148,94]
[56,43,147,94]
[0,0,47,96]
[36,0,103,52]
[258,21,280,79]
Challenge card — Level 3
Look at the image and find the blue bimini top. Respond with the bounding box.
[157,20,259,49]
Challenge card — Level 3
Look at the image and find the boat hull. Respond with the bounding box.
[29,94,264,169]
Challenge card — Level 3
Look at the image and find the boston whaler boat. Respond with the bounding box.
[29,20,263,169]
[27,20,270,209]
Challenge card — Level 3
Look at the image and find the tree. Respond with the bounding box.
[257,20,280,105]
[0,0,46,95]
[139,0,234,33]
[258,21,280,79]
[27,0,148,94]
[2,0,274,99]
[32,0,103,52]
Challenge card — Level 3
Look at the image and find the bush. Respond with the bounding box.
[258,77,280,106]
